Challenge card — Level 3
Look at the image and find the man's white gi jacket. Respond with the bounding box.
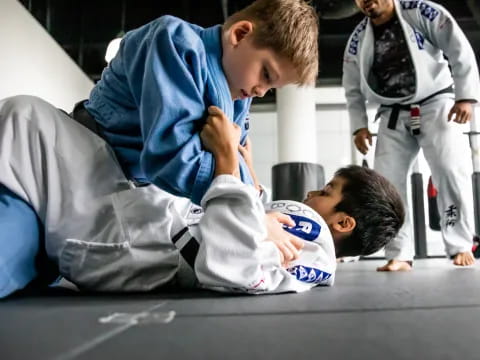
[342,0,480,133]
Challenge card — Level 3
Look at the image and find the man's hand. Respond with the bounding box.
[264,212,304,268]
[448,101,474,124]
[353,128,372,155]
[201,106,241,177]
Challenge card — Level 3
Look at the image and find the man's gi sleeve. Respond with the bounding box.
[416,1,480,102]
[342,34,369,134]
[193,175,323,294]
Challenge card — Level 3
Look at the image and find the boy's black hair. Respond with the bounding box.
[333,165,405,257]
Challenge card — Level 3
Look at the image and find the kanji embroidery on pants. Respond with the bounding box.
[445,205,458,227]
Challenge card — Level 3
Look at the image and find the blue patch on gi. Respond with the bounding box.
[414,29,425,49]
[400,1,439,21]
[348,18,368,55]
[288,265,332,284]
[282,214,321,241]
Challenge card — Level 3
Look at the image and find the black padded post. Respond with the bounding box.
[272,162,325,202]
[472,172,480,235]
[411,172,427,258]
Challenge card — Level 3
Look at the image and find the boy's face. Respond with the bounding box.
[303,176,345,227]
[222,21,298,101]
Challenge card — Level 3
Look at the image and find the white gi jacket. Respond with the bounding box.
[342,0,480,133]
[0,96,336,295]
[60,177,336,294]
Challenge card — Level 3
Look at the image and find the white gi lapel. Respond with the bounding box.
[360,19,374,95]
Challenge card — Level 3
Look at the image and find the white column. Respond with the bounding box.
[276,85,317,163]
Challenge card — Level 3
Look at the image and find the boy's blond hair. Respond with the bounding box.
[224,0,319,86]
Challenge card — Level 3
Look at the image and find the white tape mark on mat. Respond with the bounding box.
[55,302,173,360]
[99,310,176,325]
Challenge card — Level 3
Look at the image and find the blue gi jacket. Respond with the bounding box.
[85,16,253,204]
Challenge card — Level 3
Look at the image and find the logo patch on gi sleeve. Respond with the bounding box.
[414,29,425,49]
[288,265,332,284]
[282,214,321,241]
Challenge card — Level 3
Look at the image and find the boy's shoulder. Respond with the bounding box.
[133,15,204,45]
[154,15,201,30]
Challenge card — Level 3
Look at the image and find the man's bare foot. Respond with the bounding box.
[453,251,475,266]
[376,259,412,272]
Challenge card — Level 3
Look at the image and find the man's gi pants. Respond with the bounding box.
[375,96,474,261]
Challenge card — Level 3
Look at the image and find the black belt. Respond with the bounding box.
[383,85,454,130]
[70,100,101,135]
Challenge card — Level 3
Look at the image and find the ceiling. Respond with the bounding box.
[19,0,480,103]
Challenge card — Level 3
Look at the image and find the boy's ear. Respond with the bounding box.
[332,214,356,234]
[229,21,254,47]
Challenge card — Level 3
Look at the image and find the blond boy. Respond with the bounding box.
[77,0,319,204]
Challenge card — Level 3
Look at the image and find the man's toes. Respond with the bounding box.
[453,252,475,266]
[377,260,412,272]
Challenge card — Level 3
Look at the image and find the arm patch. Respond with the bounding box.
[400,1,440,21]
[288,265,332,284]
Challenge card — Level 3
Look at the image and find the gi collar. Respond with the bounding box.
[200,25,234,121]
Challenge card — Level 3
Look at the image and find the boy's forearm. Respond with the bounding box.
[213,150,240,178]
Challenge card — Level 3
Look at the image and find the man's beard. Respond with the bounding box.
[362,0,382,19]
[367,9,381,18]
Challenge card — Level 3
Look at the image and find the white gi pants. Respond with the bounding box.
[375,95,474,260]
[0,96,191,291]
[0,95,128,260]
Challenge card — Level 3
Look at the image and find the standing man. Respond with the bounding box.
[342,0,480,271]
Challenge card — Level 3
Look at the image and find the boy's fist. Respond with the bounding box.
[201,106,240,156]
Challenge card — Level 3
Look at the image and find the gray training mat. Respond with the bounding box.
[2,258,480,360]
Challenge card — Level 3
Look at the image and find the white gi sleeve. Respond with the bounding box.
[415,1,480,102]
[342,31,369,134]
[193,175,334,294]
[258,183,272,205]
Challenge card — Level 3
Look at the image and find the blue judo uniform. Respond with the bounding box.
[86,15,254,204]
